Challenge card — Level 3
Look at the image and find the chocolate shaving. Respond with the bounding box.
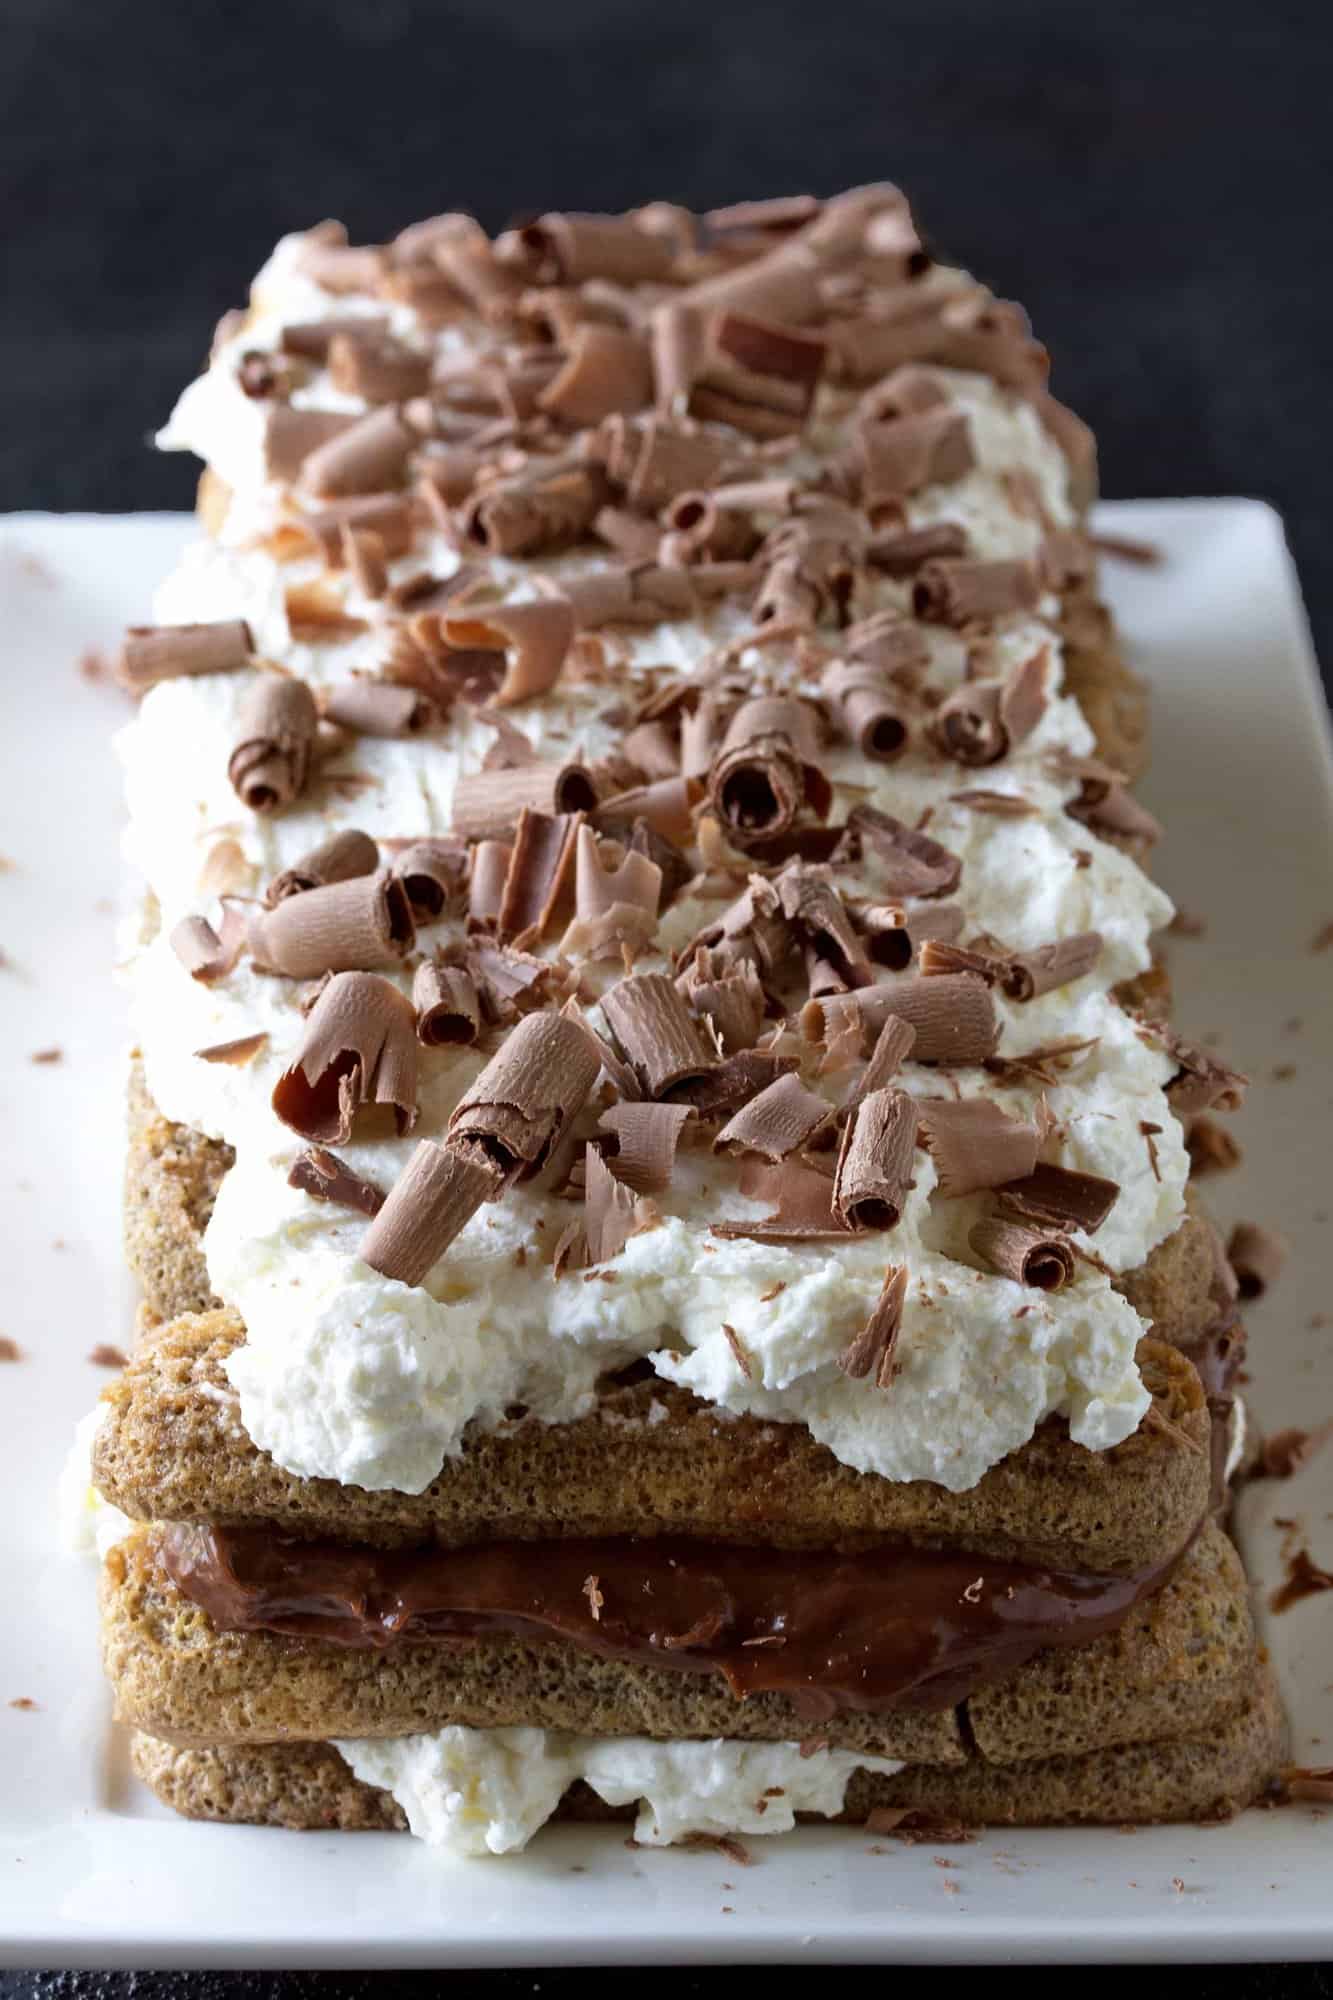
[969,1215,1074,1290]
[193,1032,268,1067]
[266,829,380,907]
[996,1161,1119,1235]
[913,557,1041,626]
[676,949,765,1054]
[600,972,720,1098]
[579,1146,659,1265]
[271,970,418,1143]
[495,809,584,944]
[468,840,512,928]
[594,778,699,849]
[389,838,468,921]
[451,761,598,841]
[866,521,968,575]
[845,806,961,898]
[1226,1221,1288,1301]
[413,959,481,1046]
[917,1098,1040,1198]
[440,598,576,707]
[713,1072,834,1162]
[361,1140,503,1287]
[321,679,436,738]
[597,1101,694,1193]
[288,1146,386,1218]
[228,673,318,812]
[1145,1024,1249,1116]
[776,862,873,987]
[837,1266,909,1385]
[326,329,430,404]
[500,211,677,286]
[561,821,661,960]
[853,1013,919,1101]
[707,698,828,846]
[1185,1115,1242,1176]
[460,458,606,558]
[537,325,654,428]
[712,1152,846,1241]
[838,972,998,1065]
[302,406,416,498]
[674,1050,797,1121]
[117,619,252,692]
[264,405,358,481]
[1065,778,1163,847]
[467,939,563,1022]
[858,901,964,972]
[834,1087,917,1229]
[821,657,914,761]
[855,407,975,507]
[169,906,247,984]
[250,868,415,978]
[448,1010,601,1181]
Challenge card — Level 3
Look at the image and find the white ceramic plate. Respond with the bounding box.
[0,501,1329,1967]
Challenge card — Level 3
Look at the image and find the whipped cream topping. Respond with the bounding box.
[335,1725,904,1854]
[117,223,1187,1497]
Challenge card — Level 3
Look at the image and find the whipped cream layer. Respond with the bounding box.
[118,217,1185,1496]
[335,1725,905,1854]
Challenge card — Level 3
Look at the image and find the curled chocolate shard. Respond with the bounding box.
[1226,1220,1288,1301]
[169,906,247,984]
[301,405,416,499]
[996,1161,1119,1235]
[776,861,873,988]
[266,830,380,908]
[321,679,437,738]
[339,524,389,598]
[326,329,431,405]
[678,875,794,985]
[459,458,607,558]
[569,1146,660,1269]
[593,777,699,849]
[295,224,387,294]
[916,1098,1040,1199]
[388,838,469,922]
[841,972,999,1065]
[117,619,253,692]
[855,407,975,508]
[495,808,583,944]
[448,1010,600,1181]
[271,970,418,1143]
[288,1146,386,1218]
[561,822,662,961]
[228,672,318,813]
[499,211,678,286]
[537,325,654,428]
[250,868,415,978]
[821,657,914,761]
[845,806,961,898]
[969,1215,1074,1291]
[707,697,829,846]
[467,840,512,928]
[264,405,358,482]
[1035,390,1099,512]
[711,1153,847,1242]
[413,958,481,1047]
[838,1266,909,1386]
[931,679,1006,766]
[301,493,415,566]
[600,971,720,1099]
[440,597,576,708]
[713,1072,834,1162]
[1001,931,1104,1001]
[597,1100,695,1193]
[1064,777,1163,847]
[466,939,562,1023]
[193,1032,268,1067]
[858,901,964,972]
[866,520,969,575]
[834,1087,917,1230]
[1144,1023,1249,1116]
[913,556,1041,627]
[450,761,599,841]
[280,314,390,362]
[676,948,765,1054]
[361,1140,503,1288]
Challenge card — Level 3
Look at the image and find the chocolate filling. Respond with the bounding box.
[162,1523,1189,1721]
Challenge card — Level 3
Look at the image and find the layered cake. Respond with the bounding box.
[76,183,1278,1854]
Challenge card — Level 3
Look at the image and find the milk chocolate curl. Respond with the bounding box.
[448,1011,601,1180]
[846,807,961,897]
[503,212,677,285]
[650,304,707,414]
[1065,779,1163,847]
[280,314,389,362]
[295,228,386,294]
[838,1266,909,1386]
[856,407,975,508]
[265,828,380,907]
[913,557,1041,626]
[451,762,598,840]
[867,520,969,575]
[1035,391,1099,513]
[321,679,436,737]
[250,868,415,978]
[710,1152,846,1241]
[1150,1025,1249,1116]
[339,526,388,598]
[494,808,583,944]
[390,839,468,921]
[288,1147,386,1218]
[228,673,318,812]
[1002,931,1103,1000]
[916,1098,1039,1198]
[821,658,913,761]
[118,619,253,692]
[600,972,720,1098]
[538,326,654,428]
[594,776,699,846]
[302,406,416,498]
[931,679,1005,766]
[412,959,481,1047]
[860,902,964,972]
[303,493,415,565]
[997,1161,1119,1234]
[264,406,357,481]
[834,1087,917,1229]
[714,1072,833,1162]
[970,1216,1074,1290]
[169,907,246,984]
[271,970,418,1143]
[326,330,431,405]
[468,841,512,927]
[561,822,662,959]
[1226,1221,1288,1301]
[707,698,825,845]
[440,598,575,707]
[855,1012,918,1097]
[866,973,998,1063]
[361,1141,502,1287]
[597,1101,694,1193]
[460,461,605,558]
[776,863,872,986]
[677,950,765,1053]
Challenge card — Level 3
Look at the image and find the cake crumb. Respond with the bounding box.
[87,1344,128,1369]
[30,1047,62,1064]
[0,1338,21,1362]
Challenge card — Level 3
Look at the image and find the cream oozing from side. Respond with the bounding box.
[117,227,1187,1497]
[334,1725,905,1855]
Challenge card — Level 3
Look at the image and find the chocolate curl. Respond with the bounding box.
[321,679,437,738]
[302,493,415,566]
[561,822,662,960]
[288,1147,386,1218]
[594,776,699,845]
[460,460,606,558]
[812,973,998,1066]
[301,406,416,499]
[439,598,575,708]
[265,828,380,907]
[856,407,975,509]
[690,311,826,435]
[1035,391,1099,513]
[931,679,1006,767]
[117,619,252,692]
[448,1011,601,1181]
[649,304,706,415]
[596,412,730,512]
[264,406,358,481]
[776,863,873,987]
[361,1140,502,1287]
[228,673,318,812]
[451,762,598,842]
[593,1102,692,1196]
[678,876,794,983]
[1146,1024,1249,1116]
[677,949,765,1054]
[271,970,418,1143]
[1065,778,1163,847]
[834,1087,917,1229]
[821,657,914,761]
[846,806,962,898]
[283,577,367,643]
[626,818,693,910]
[1001,932,1103,1001]
[413,959,481,1047]
[390,839,468,921]
[326,330,430,405]
[867,520,969,576]
[593,505,663,560]
[340,526,389,599]
[169,907,246,985]
[711,1152,847,1242]
[714,1072,834,1162]
[970,1215,1074,1290]
[860,902,964,972]
[468,841,512,927]
[501,211,677,285]
[492,808,583,944]
[295,225,386,295]
[279,313,388,361]
[600,971,721,1098]
[707,697,829,847]
[838,1266,909,1386]
[913,557,1042,627]
[537,325,654,428]
[250,869,415,978]
[997,1161,1119,1235]
[660,490,759,564]
[1227,1221,1288,1301]
[916,1098,1040,1199]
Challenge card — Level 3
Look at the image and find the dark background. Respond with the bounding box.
[3,0,1331,1985]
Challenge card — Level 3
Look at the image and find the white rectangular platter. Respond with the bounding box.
[0,499,1328,1965]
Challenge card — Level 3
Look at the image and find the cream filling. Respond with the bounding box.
[334,1725,905,1855]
